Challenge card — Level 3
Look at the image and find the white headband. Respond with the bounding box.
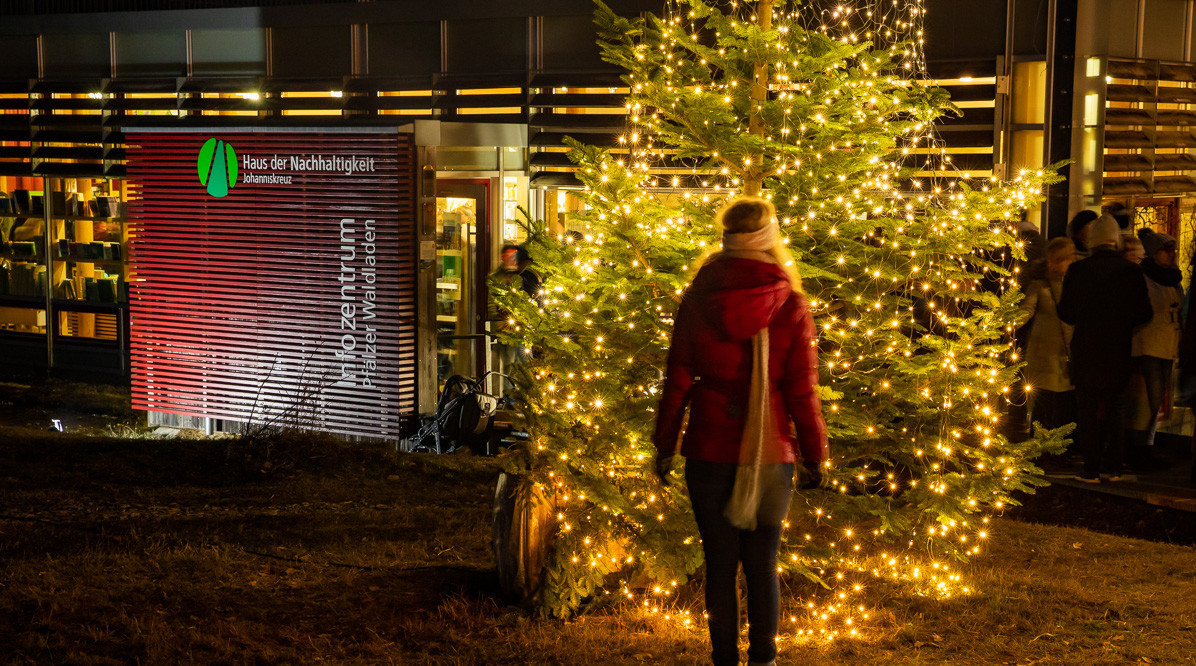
[723,221,779,252]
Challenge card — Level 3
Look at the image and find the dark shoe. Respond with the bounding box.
[1129,447,1170,472]
[1074,474,1101,484]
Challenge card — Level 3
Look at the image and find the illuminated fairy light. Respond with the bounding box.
[488,0,1063,628]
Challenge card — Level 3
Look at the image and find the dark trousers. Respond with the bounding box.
[686,460,794,666]
[1030,389,1076,434]
[1074,383,1127,476]
[1126,356,1173,451]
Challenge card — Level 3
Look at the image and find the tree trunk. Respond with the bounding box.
[744,0,774,196]
[492,471,556,600]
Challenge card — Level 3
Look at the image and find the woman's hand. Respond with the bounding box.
[800,461,824,489]
[655,455,678,486]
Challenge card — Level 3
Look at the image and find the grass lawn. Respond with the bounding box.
[2,424,1195,665]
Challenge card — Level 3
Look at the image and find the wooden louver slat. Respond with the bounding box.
[125,130,418,440]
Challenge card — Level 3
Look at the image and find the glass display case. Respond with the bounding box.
[48,177,128,341]
[0,174,128,372]
[0,178,49,336]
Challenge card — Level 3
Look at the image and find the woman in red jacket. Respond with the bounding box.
[654,197,828,666]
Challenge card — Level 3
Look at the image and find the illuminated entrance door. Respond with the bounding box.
[434,180,490,387]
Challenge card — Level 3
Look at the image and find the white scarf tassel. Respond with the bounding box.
[724,327,771,530]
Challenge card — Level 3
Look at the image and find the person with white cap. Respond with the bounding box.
[1057,214,1153,482]
[1126,227,1183,471]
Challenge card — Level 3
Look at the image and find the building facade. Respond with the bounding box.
[0,0,1193,432]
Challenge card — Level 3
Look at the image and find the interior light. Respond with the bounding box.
[240,92,261,101]
[330,90,343,97]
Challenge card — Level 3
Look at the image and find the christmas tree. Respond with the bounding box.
[492,0,1067,627]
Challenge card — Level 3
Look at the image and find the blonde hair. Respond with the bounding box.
[703,196,802,293]
[1046,236,1075,261]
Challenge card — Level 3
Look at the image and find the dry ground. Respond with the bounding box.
[0,382,1194,663]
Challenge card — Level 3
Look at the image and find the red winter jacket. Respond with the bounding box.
[653,255,829,465]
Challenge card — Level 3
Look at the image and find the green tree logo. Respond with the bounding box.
[197,138,238,197]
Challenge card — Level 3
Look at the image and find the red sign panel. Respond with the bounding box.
[125,130,417,439]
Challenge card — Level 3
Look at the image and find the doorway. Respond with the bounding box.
[433,179,491,389]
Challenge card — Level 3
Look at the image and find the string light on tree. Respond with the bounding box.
[492,0,1069,632]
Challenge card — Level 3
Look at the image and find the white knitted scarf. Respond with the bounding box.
[722,220,779,252]
[720,225,780,530]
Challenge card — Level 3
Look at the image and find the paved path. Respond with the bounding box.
[1043,443,1196,512]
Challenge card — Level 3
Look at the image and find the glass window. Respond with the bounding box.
[57,310,118,341]
[42,32,110,79]
[0,306,45,335]
[446,18,526,74]
[438,147,498,171]
[435,195,480,386]
[191,28,267,76]
[501,175,529,244]
[115,31,187,77]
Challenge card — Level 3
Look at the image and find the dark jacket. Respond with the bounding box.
[1056,247,1153,389]
[653,254,828,465]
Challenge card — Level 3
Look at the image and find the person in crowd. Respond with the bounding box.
[1057,214,1153,483]
[1126,228,1183,471]
[496,244,542,301]
[1175,246,1196,487]
[1106,201,1133,230]
[1068,209,1099,258]
[972,216,1040,437]
[1016,212,1048,288]
[490,244,542,367]
[1008,214,1047,437]
[1020,237,1077,433]
[654,197,828,666]
[1122,234,1145,264]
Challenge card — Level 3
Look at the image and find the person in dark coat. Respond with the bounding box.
[1057,214,1153,482]
[1067,209,1099,257]
[654,197,828,666]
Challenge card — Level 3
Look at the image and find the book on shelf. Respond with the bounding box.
[7,263,46,297]
[53,278,77,300]
[11,218,42,242]
[11,190,29,215]
[93,196,122,219]
[97,277,116,303]
[50,191,77,216]
[11,241,38,257]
